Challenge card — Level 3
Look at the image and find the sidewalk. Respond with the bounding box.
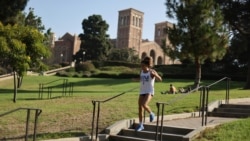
[160,116,238,128]
[42,98,250,141]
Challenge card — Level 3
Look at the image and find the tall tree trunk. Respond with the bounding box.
[244,38,250,89]
[13,71,17,103]
[17,75,23,88]
[194,59,201,89]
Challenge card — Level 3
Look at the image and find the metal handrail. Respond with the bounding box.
[91,87,137,141]
[0,108,42,141]
[155,77,231,141]
[206,77,231,104]
[154,85,204,141]
[38,79,72,99]
[199,77,231,126]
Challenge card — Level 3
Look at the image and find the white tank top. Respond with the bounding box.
[140,70,155,95]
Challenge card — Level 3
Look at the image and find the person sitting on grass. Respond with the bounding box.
[161,84,177,94]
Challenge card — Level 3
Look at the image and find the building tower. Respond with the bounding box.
[154,21,173,47]
[116,8,144,54]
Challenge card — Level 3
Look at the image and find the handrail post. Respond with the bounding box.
[42,83,44,99]
[205,86,209,126]
[155,102,160,141]
[33,109,39,141]
[91,101,96,141]
[25,109,31,141]
[201,87,206,126]
[65,79,68,96]
[160,104,165,141]
[199,87,203,117]
[155,102,165,141]
[68,82,73,96]
[95,102,101,141]
[38,83,41,99]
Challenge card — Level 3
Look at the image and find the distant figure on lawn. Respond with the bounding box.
[178,87,192,94]
[161,84,177,94]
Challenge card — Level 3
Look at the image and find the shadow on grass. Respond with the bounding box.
[36,132,88,140]
[0,132,88,141]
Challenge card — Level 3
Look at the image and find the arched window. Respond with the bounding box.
[150,50,156,65]
[157,56,163,65]
[141,52,147,60]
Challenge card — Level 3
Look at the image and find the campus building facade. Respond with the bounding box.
[51,8,177,65]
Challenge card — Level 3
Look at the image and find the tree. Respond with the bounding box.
[165,0,229,88]
[78,14,113,61]
[108,48,139,62]
[230,33,248,65]
[0,23,51,102]
[216,0,250,89]
[160,39,180,64]
[24,7,45,32]
[0,0,29,25]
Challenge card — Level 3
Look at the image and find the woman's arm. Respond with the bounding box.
[150,69,162,81]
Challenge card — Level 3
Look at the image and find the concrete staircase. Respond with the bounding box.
[208,104,250,118]
[108,123,195,141]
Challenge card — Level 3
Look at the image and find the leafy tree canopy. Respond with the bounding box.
[108,48,139,63]
[216,0,250,89]
[0,0,29,25]
[0,23,51,75]
[165,0,229,87]
[78,14,113,61]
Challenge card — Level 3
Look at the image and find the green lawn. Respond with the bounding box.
[0,75,249,140]
[194,118,250,141]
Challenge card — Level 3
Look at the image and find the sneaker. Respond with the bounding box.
[150,113,155,122]
[135,124,144,131]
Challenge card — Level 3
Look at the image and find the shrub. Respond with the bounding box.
[92,60,140,68]
[118,72,138,78]
[75,61,96,72]
[92,73,118,78]
[0,67,7,75]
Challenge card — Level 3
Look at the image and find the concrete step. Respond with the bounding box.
[120,129,184,141]
[109,135,155,141]
[208,104,250,118]
[133,123,194,135]
[208,111,250,118]
[220,104,250,109]
[108,123,194,141]
[214,107,250,113]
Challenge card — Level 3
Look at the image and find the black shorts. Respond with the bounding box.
[140,93,153,97]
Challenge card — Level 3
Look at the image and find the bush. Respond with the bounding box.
[92,73,118,78]
[118,72,138,78]
[92,60,140,68]
[0,67,7,75]
[75,61,96,72]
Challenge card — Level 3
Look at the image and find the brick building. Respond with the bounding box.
[51,8,178,65]
[116,8,176,65]
[51,33,81,65]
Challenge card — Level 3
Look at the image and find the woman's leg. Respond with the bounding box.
[138,95,144,123]
[138,94,153,122]
[141,94,153,113]
[136,94,153,131]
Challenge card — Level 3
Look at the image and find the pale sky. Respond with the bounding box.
[25,0,175,40]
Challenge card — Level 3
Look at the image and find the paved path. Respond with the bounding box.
[160,116,238,129]
[41,98,250,141]
[154,98,250,129]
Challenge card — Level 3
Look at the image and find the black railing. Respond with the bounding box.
[155,77,231,141]
[206,77,231,104]
[91,87,137,141]
[0,108,42,141]
[38,79,74,99]
[199,77,231,126]
[155,85,204,141]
